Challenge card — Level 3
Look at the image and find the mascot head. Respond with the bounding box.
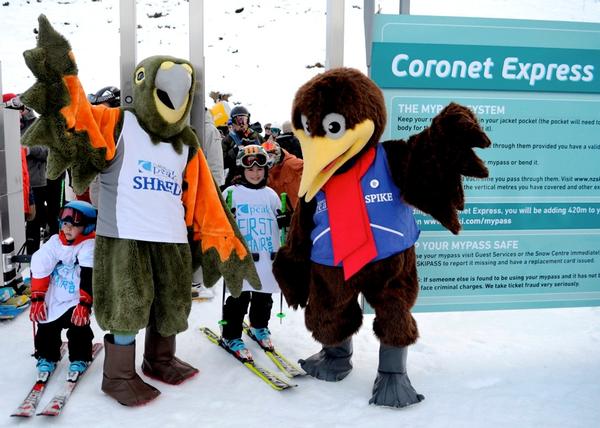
[291,67,386,201]
[132,55,195,139]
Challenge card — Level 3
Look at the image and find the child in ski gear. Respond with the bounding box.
[262,141,303,211]
[221,145,291,360]
[222,106,264,187]
[29,200,97,374]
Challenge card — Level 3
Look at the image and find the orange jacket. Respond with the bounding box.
[21,147,31,215]
[267,150,303,211]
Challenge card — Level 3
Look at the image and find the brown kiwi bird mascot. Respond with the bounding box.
[273,67,491,408]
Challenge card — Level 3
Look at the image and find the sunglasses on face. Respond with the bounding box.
[58,207,85,226]
[241,153,268,168]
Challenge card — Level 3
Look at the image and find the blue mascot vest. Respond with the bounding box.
[310,144,420,266]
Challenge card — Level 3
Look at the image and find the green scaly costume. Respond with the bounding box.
[21,15,261,406]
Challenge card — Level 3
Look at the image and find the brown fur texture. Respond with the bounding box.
[383,102,490,233]
[291,67,386,144]
[306,250,420,347]
[274,67,491,349]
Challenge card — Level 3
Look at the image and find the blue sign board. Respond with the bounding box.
[370,15,600,312]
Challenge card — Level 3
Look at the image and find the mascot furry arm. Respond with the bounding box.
[20,15,259,296]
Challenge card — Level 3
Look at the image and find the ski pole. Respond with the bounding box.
[219,189,234,329]
[32,321,37,356]
[276,193,287,324]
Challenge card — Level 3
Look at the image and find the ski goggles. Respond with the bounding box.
[240,153,268,168]
[58,207,85,226]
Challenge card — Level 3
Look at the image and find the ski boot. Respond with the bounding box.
[369,344,424,408]
[248,327,274,351]
[299,337,353,381]
[36,358,57,373]
[35,358,57,382]
[191,283,215,300]
[69,360,89,373]
[221,338,253,362]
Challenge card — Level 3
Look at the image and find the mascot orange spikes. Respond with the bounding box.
[273,67,491,408]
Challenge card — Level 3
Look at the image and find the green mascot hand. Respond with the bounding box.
[21,14,78,115]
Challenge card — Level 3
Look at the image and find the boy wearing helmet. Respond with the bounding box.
[29,200,97,376]
[219,145,290,360]
[222,106,264,188]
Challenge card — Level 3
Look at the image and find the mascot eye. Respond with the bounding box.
[301,114,311,136]
[322,113,346,139]
[134,67,145,85]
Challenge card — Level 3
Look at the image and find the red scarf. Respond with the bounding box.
[323,147,376,280]
[59,230,96,246]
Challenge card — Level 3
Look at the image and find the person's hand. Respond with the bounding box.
[71,289,92,326]
[276,209,291,229]
[29,291,47,322]
[71,303,91,326]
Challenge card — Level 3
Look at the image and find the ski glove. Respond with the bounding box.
[29,276,50,322]
[29,291,47,322]
[276,209,291,229]
[71,289,92,326]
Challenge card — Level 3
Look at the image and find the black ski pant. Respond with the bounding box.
[222,291,273,340]
[26,176,64,254]
[34,306,94,363]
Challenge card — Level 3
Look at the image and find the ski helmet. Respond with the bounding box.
[89,86,121,107]
[58,200,97,235]
[236,144,269,169]
[230,105,250,126]
[230,105,250,119]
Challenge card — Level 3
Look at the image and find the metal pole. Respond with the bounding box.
[189,0,206,142]
[119,0,137,106]
[326,0,345,69]
[364,0,374,75]
[0,62,5,243]
[400,0,411,14]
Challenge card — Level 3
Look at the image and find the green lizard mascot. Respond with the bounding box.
[20,15,260,406]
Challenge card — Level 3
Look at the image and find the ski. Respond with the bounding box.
[36,342,103,417]
[242,321,306,378]
[200,326,296,391]
[11,343,68,418]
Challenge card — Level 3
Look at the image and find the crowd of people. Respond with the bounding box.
[3,86,305,388]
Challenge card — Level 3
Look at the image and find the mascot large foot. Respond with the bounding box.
[299,338,353,381]
[369,344,424,408]
[102,334,161,406]
[142,326,199,385]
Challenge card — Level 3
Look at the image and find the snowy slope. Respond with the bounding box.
[1,281,599,428]
[1,1,600,427]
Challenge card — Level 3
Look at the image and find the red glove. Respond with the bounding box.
[71,289,92,326]
[29,291,47,322]
[29,276,50,323]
